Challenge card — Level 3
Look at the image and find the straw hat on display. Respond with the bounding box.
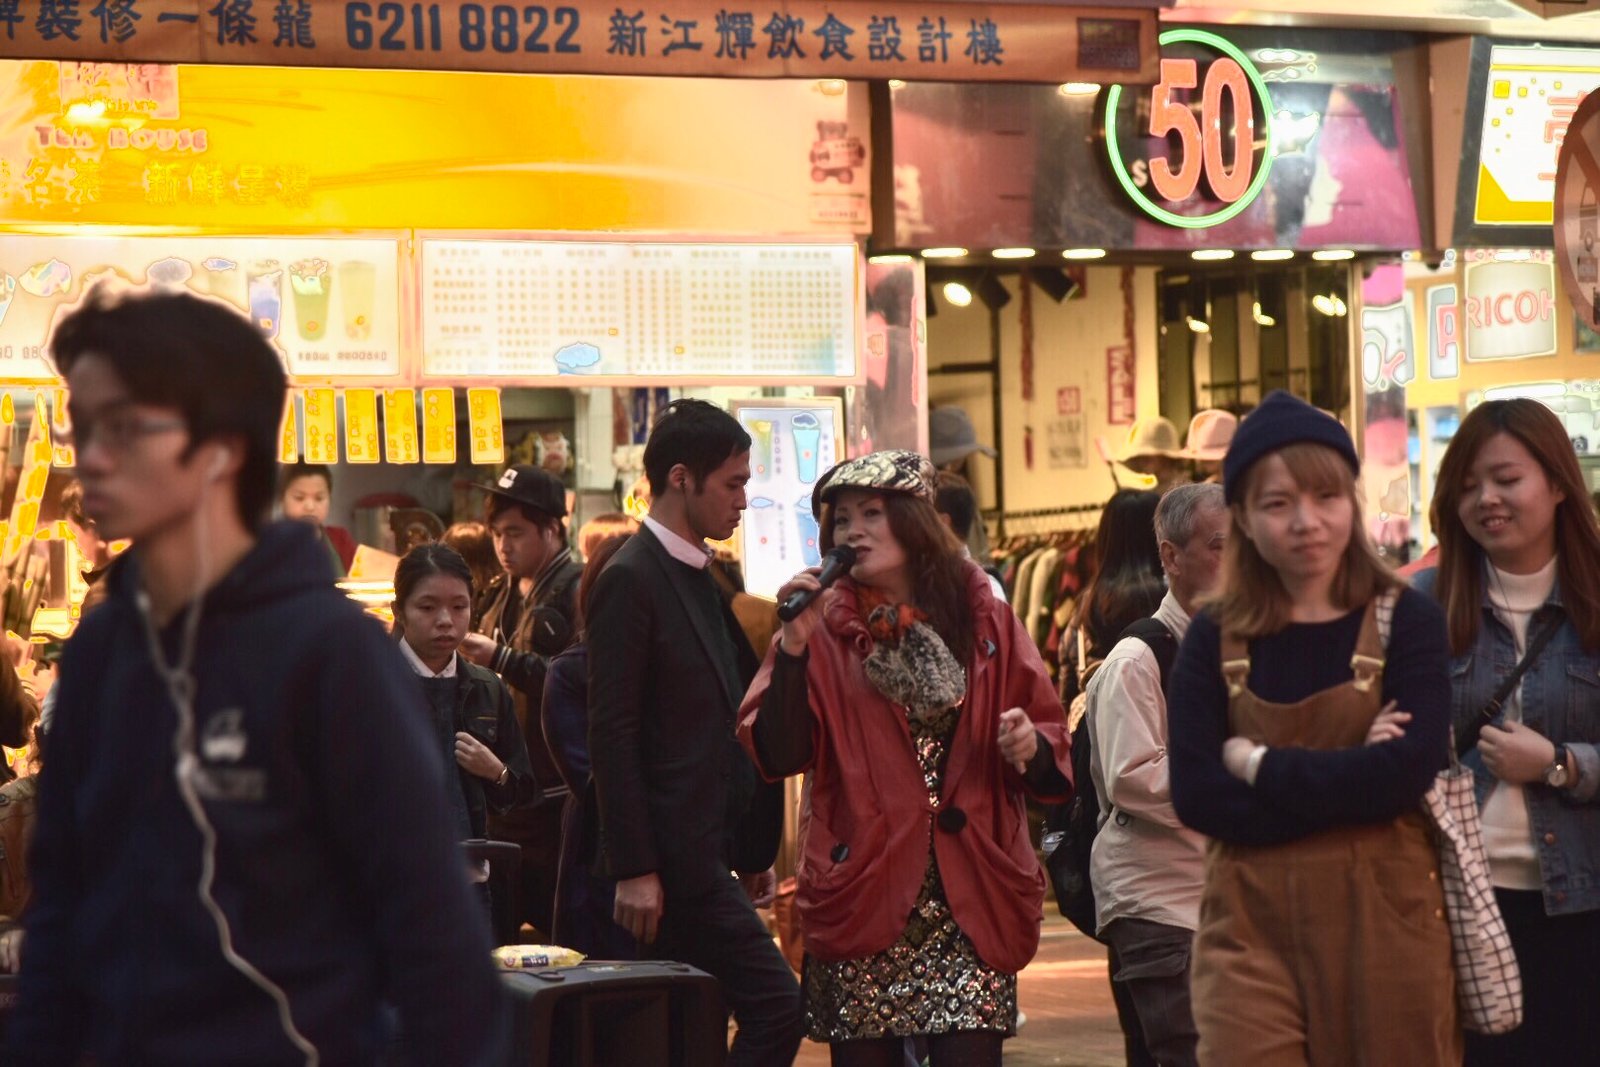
[1115,417,1184,476]
[1182,409,1238,463]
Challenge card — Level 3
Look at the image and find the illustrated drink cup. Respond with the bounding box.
[290,258,332,341]
[794,493,821,567]
[750,419,775,476]
[247,261,283,340]
[791,412,823,484]
[338,260,377,340]
[744,497,785,565]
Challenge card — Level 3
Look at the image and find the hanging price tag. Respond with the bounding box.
[279,394,300,463]
[303,388,339,464]
[50,389,74,468]
[466,388,504,465]
[384,389,419,464]
[343,389,380,464]
[422,388,457,464]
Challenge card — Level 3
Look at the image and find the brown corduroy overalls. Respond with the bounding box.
[1190,601,1462,1067]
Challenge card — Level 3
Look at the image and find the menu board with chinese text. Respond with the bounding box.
[420,239,860,384]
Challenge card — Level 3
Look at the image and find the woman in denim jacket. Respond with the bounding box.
[1415,398,1600,1066]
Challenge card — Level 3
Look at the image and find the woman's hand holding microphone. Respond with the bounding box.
[777,567,826,655]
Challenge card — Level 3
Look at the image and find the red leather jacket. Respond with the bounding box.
[738,562,1071,974]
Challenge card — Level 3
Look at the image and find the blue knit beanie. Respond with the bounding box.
[1222,391,1359,504]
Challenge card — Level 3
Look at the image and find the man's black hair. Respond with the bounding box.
[643,399,752,496]
[934,470,979,540]
[279,460,332,498]
[51,286,286,531]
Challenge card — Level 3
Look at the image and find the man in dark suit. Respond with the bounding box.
[588,399,802,1066]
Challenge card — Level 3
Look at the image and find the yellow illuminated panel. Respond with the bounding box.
[422,388,456,465]
[467,388,504,466]
[279,395,299,463]
[302,388,338,464]
[384,388,419,464]
[343,388,380,464]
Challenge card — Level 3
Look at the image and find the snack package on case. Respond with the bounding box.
[492,945,586,970]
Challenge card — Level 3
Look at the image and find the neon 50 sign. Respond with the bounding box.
[1104,29,1277,229]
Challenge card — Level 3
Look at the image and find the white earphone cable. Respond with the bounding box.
[135,461,319,1067]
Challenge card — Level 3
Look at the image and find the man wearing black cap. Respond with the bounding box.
[460,464,581,939]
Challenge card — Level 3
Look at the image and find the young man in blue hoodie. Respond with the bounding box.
[8,287,507,1065]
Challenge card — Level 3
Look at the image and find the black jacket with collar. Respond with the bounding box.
[477,550,581,803]
[587,526,783,896]
[407,655,541,839]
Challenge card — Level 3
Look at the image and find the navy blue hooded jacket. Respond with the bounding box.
[8,521,506,1065]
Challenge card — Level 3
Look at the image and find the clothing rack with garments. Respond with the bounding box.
[986,505,1104,680]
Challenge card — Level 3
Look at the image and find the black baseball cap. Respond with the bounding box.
[474,464,567,518]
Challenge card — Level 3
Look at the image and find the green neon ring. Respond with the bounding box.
[1104,28,1277,230]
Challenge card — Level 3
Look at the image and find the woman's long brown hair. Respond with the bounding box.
[820,492,974,665]
[1430,399,1600,655]
[1209,442,1395,638]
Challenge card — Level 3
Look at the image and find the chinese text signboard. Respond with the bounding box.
[0,59,871,232]
[1473,44,1600,228]
[0,2,1156,85]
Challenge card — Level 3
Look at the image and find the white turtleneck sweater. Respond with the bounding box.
[1481,556,1558,891]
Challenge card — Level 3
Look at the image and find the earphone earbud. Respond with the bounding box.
[208,448,231,481]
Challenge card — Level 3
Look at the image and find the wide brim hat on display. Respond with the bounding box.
[1115,417,1185,474]
[929,406,998,467]
[1222,390,1360,504]
[811,449,938,519]
[1183,409,1239,463]
[472,464,568,518]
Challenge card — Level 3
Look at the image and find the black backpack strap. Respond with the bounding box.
[1116,616,1179,693]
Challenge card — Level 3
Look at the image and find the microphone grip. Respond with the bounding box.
[777,588,817,623]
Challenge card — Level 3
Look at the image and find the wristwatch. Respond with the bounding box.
[1543,748,1572,789]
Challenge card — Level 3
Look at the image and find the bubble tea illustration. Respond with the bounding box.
[745,497,784,563]
[791,412,823,484]
[795,492,821,567]
[338,260,377,340]
[750,419,775,476]
[247,259,283,340]
[290,258,332,341]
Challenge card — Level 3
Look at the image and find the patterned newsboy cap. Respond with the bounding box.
[811,450,938,518]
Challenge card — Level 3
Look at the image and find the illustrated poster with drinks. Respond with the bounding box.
[0,235,403,383]
[731,398,844,601]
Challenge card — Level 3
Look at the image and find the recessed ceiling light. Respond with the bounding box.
[1059,82,1101,96]
[868,255,913,264]
[1186,315,1211,334]
[1312,249,1356,261]
[888,79,907,90]
[921,247,968,259]
[942,282,974,307]
[1252,301,1277,327]
[1251,249,1294,262]
[992,248,1036,260]
[1191,249,1235,262]
[1062,248,1107,260]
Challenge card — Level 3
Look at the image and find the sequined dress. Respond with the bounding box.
[803,703,1019,1041]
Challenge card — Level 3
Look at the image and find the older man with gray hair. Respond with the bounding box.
[1085,482,1228,1067]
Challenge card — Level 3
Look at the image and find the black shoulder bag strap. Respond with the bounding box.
[1457,618,1559,758]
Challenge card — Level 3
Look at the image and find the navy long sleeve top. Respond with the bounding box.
[1168,586,1451,846]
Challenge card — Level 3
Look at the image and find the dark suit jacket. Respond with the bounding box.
[587,526,781,897]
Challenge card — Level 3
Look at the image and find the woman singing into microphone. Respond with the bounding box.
[738,450,1072,1067]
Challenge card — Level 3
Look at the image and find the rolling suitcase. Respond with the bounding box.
[502,960,725,1067]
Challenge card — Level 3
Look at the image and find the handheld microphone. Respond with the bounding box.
[778,545,858,622]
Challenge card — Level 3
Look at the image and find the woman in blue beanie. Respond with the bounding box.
[1167,391,1460,1064]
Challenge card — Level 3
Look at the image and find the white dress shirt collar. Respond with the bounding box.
[399,637,458,678]
[644,515,713,570]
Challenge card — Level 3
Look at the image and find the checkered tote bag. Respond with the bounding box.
[1378,590,1523,1034]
